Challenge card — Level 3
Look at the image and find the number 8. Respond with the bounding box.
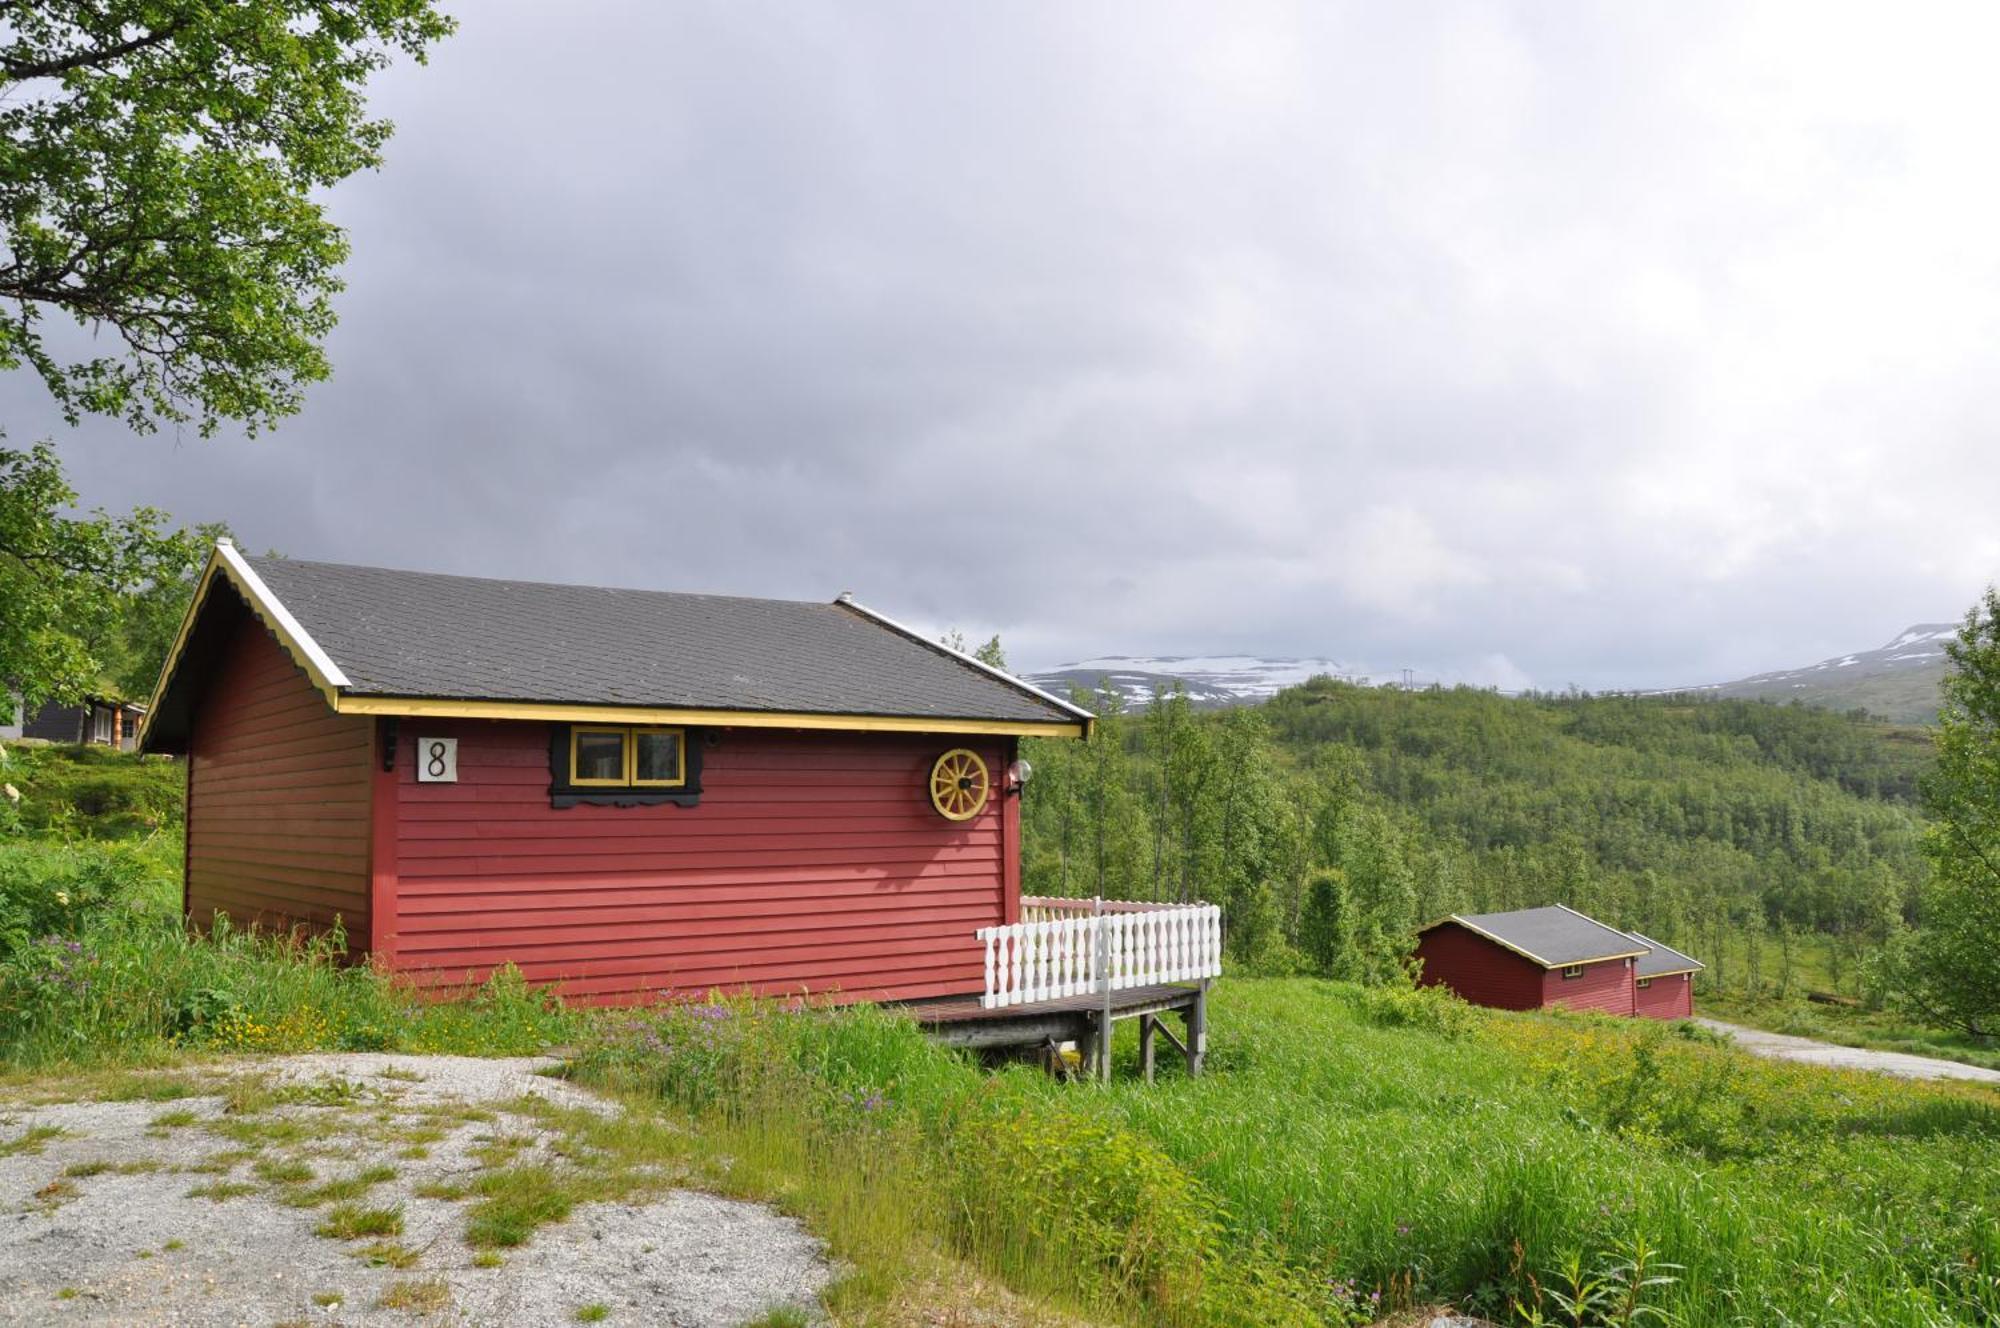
[427,742,447,778]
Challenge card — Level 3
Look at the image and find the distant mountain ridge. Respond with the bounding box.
[1029,624,1959,724]
[1027,655,1373,710]
[1666,623,1956,723]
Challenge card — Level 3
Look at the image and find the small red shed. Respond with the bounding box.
[1626,931,1703,1019]
[140,542,1093,1005]
[1416,904,1701,1018]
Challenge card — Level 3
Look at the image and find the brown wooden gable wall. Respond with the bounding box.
[186,616,373,945]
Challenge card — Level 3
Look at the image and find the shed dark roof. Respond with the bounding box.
[1432,905,1646,968]
[243,555,1079,724]
[140,548,1092,751]
[1628,932,1704,978]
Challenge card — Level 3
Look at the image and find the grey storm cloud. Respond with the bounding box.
[14,1,2000,690]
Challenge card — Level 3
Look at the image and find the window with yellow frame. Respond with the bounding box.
[566,725,686,787]
[554,724,692,803]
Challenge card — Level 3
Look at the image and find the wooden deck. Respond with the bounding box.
[895,980,1210,1081]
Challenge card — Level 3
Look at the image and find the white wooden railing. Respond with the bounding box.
[977,896,1223,1009]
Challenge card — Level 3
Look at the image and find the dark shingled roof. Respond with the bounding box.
[1628,932,1704,977]
[1435,905,1645,968]
[242,555,1080,725]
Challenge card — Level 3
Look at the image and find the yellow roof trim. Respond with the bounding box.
[332,694,1086,738]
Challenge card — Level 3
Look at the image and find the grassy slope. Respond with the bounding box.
[1702,660,1947,725]
[1258,683,2000,1064]
[1103,981,1999,1323]
[574,979,2000,1328]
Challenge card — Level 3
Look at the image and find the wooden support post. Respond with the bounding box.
[1140,1014,1157,1084]
[1183,981,1209,1078]
[1094,1010,1113,1084]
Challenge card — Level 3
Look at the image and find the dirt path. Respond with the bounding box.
[0,1053,830,1326]
[1696,1019,2000,1085]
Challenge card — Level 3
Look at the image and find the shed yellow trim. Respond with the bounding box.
[332,694,1086,738]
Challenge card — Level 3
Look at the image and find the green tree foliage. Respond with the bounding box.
[0,442,220,722]
[1022,677,1929,986]
[0,0,453,434]
[1298,867,1354,978]
[1888,590,2000,1034]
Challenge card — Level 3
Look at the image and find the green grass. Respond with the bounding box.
[283,1165,398,1208]
[0,1124,67,1155]
[376,1277,449,1312]
[568,980,2000,1328]
[253,1156,314,1184]
[464,1164,579,1248]
[0,749,584,1068]
[740,1309,808,1328]
[1690,929,2000,1071]
[315,1203,404,1239]
[357,1240,423,1269]
[574,1305,609,1324]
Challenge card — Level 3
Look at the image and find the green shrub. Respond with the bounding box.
[0,836,175,955]
[0,904,582,1066]
[1349,980,1480,1039]
[0,746,183,839]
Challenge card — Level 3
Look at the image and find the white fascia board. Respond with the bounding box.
[833,594,1096,724]
[216,540,352,689]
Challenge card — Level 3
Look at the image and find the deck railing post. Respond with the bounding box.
[1094,897,1112,1083]
[981,898,1224,1012]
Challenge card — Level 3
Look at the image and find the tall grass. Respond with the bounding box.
[573,1002,1357,1327]
[571,981,2000,1327]
[0,908,584,1065]
[0,746,584,1065]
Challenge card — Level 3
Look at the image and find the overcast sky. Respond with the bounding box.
[18,2,2000,689]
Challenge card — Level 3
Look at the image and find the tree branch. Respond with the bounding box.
[1,24,183,83]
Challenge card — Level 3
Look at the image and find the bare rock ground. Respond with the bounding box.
[0,1053,830,1326]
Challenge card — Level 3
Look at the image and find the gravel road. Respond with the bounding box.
[0,1053,829,1326]
[1696,1019,2000,1085]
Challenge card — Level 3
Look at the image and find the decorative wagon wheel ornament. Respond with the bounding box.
[929,748,990,821]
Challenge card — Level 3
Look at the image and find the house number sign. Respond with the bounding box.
[416,737,458,783]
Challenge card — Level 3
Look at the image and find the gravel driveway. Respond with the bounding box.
[1696,1019,2000,1085]
[0,1053,830,1326]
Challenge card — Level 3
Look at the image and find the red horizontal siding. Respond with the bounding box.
[1414,924,1545,1010]
[1634,972,1694,1019]
[382,721,1011,1004]
[1543,956,1635,1014]
[187,618,372,945]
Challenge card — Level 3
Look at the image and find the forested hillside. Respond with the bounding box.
[1020,680,1930,991]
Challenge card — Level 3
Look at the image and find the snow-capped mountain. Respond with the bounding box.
[1027,622,1960,721]
[1666,623,1957,722]
[1026,655,1380,709]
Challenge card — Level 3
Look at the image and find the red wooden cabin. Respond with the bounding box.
[1414,904,1703,1019]
[1627,931,1702,1018]
[141,542,1093,1005]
